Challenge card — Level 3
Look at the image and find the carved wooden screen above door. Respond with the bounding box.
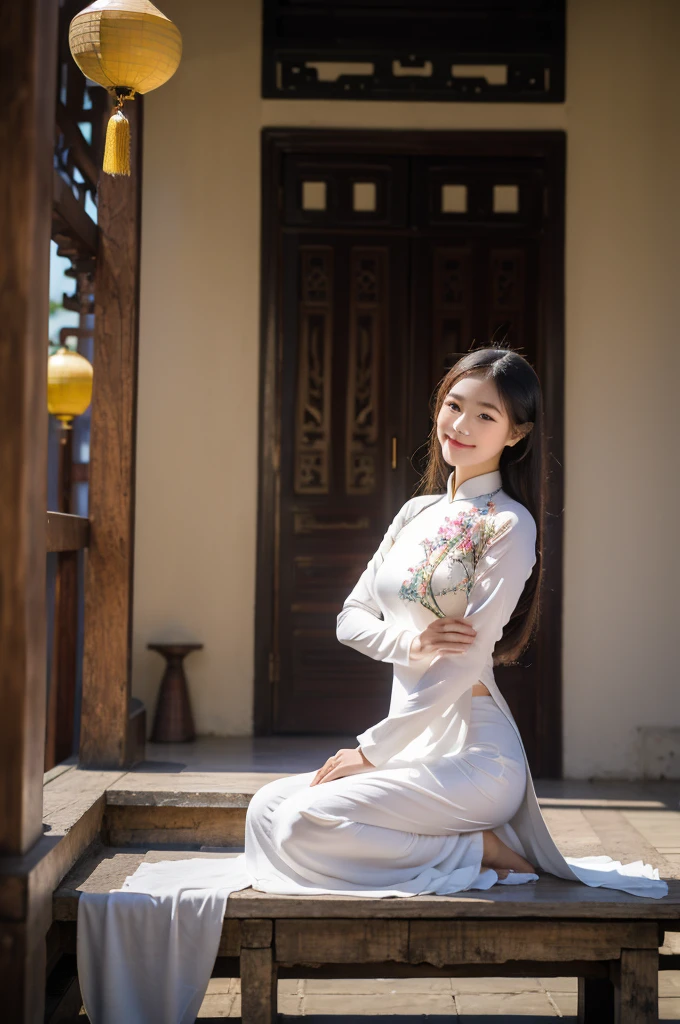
[258,131,565,778]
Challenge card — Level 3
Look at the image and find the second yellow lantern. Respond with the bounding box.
[47,347,94,428]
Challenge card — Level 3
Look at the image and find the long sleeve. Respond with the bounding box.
[336,501,424,668]
[356,507,537,768]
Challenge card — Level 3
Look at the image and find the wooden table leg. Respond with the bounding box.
[578,976,615,1023]
[240,920,277,1024]
[613,948,658,1024]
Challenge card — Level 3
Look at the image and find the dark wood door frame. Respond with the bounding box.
[255,128,565,778]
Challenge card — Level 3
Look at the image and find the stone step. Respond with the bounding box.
[103,770,284,846]
[101,767,680,856]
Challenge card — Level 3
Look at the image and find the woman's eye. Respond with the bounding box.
[446,401,493,422]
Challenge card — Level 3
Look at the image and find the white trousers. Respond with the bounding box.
[245,695,531,898]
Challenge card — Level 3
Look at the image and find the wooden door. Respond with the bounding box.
[257,131,565,777]
[274,151,412,734]
[407,156,548,771]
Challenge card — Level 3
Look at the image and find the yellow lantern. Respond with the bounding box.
[68,0,182,176]
[47,347,94,428]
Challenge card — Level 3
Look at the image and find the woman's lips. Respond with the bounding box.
[446,435,475,449]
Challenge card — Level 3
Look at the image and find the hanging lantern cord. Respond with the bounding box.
[111,86,136,110]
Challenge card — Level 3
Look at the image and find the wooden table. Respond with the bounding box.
[53,845,680,1024]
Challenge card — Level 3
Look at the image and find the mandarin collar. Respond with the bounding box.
[446,468,503,502]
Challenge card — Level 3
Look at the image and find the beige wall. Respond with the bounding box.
[133,0,679,778]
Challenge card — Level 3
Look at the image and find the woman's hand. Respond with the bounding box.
[409,615,477,663]
[309,746,375,786]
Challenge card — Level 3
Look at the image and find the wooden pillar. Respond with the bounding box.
[45,427,78,771]
[0,0,57,854]
[0,3,58,1020]
[80,96,143,768]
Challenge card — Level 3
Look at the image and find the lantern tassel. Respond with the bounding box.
[103,99,131,176]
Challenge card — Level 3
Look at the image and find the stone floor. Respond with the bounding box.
[194,973,680,1020]
[77,973,680,1020]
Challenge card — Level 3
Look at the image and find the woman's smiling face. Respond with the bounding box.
[436,373,523,468]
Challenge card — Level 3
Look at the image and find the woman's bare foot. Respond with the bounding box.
[481,829,537,879]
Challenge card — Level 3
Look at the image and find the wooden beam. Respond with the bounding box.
[51,170,98,258]
[55,102,99,188]
[46,512,90,552]
[0,0,57,855]
[80,96,143,768]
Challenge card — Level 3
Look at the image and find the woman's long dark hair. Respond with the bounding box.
[412,345,545,666]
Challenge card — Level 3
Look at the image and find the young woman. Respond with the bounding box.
[242,346,668,899]
[78,346,667,1024]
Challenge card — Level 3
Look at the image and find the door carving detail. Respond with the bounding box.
[295,248,333,494]
[346,250,385,495]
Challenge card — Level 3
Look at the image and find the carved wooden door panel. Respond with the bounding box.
[275,230,410,733]
[262,134,565,777]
